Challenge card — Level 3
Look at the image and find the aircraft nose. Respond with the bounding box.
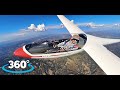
[14,47,31,58]
[14,48,23,57]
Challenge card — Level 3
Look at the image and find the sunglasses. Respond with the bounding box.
[71,39,79,43]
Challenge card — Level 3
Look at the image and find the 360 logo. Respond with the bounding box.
[2,60,35,74]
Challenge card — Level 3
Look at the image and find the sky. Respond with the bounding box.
[0,15,58,34]
[1,15,120,34]
[66,15,120,24]
[1,15,120,43]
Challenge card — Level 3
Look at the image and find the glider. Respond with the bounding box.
[14,15,120,75]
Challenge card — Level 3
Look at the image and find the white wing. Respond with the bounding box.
[87,34,120,45]
[57,15,120,45]
[57,15,120,75]
[84,36,120,75]
[57,15,85,36]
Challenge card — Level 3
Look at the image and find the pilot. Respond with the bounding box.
[58,35,80,52]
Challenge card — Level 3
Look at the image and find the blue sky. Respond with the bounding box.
[66,15,120,24]
[0,15,59,34]
[1,15,120,43]
[1,15,120,34]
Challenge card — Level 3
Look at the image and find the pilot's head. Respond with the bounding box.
[71,38,79,44]
[70,35,80,44]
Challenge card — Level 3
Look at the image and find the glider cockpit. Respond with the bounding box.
[25,34,87,54]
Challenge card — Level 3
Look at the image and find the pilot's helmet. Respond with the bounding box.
[71,35,79,40]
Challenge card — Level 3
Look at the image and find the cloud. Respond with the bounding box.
[19,22,120,35]
[77,22,96,28]
[0,30,44,43]
[1,21,120,43]
[77,22,107,29]
[36,24,45,31]
[23,19,75,32]
[12,33,25,36]
[27,24,46,31]
[0,32,26,42]
[71,20,74,23]
[46,25,61,29]
[28,24,36,30]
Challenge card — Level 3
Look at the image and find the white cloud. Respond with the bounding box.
[22,22,120,33]
[0,32,26,42]
[71,20,74,23]
[114,24,120,26]
[27,23,46,31]
[46,25,61,29]
[22,19,74,31]
[36,24,45,31]
[77,22,106,28]
[12,33,25,36]
[77,22,95,27]
[1,21,120,43]
[28,24,36,30]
